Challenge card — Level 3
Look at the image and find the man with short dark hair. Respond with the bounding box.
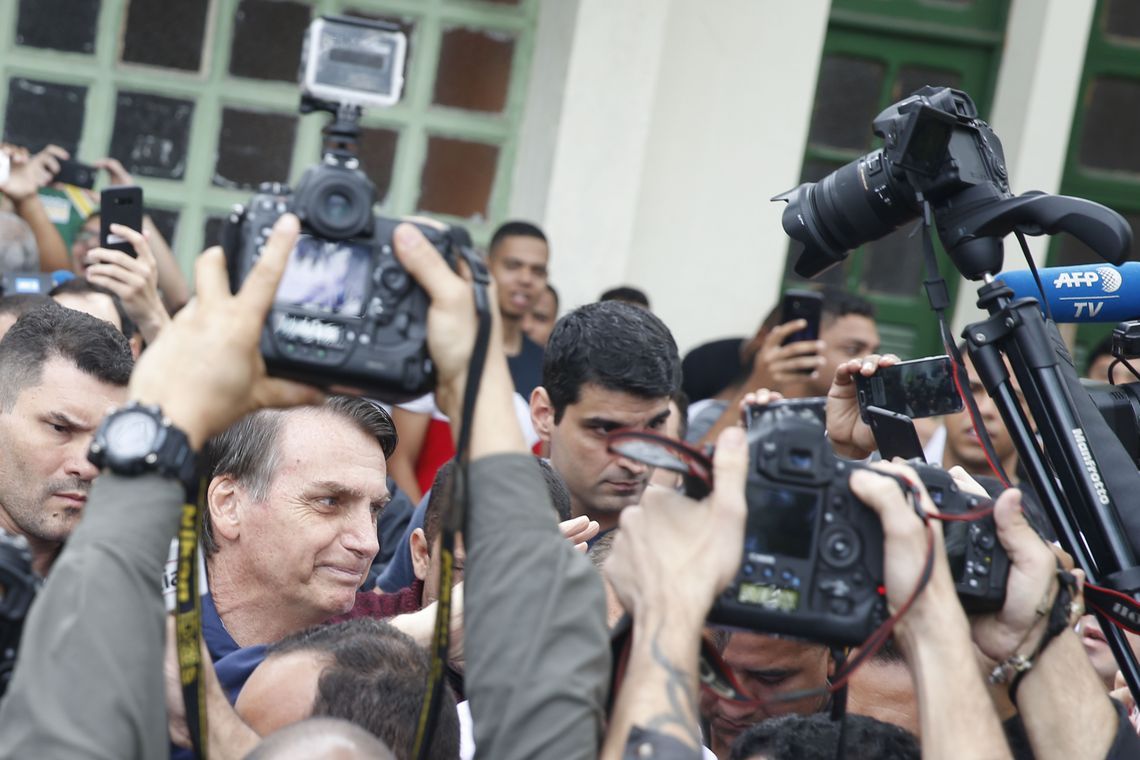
[199,396,397,697]
[235,619,460,760]
[489,220,549,398]
[531,300,682,534]
[0,301,133,575]
[599,285,650,310]
[729,713,920,760]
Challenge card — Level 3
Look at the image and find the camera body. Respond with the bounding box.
[776,86,1011,279]
[706,400,1007,646]
[222,15,468,401]
[224,177,463,401]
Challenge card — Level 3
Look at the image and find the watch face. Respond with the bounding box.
[106,411,161,460]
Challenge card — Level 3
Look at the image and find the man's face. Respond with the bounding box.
[943,355,1018,474]
[699,632,831,759]
[71,216,100,276]
[0,357,125,545]
[533,383,670,524]
[489,235,549,320]
[522,288,558,347]
[413,531,465,607]
[53,292,123,332]
[805,314,880,396]
[223,410,388,623]
[1077,613,1140,688]
[236,650,327,735]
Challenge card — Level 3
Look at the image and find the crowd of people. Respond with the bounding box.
[0,139,1138,760]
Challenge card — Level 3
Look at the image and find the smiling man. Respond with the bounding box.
[199,396,397,698]
[531,300,681,534]
[488,221,550,399]
[0,301,132,575]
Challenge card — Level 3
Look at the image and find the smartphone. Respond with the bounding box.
[866,405,926,462]
[780,290,823,346]
[854,354,963,423]
[100,186,143,257]
[54,159,97,189]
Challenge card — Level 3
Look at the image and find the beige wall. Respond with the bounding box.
[512,0,830,353]
[511,0,1098,354]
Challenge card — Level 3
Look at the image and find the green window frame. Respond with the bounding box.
[1051,0,1140,368]
[0,0,540,278]
[783,0,1010,358]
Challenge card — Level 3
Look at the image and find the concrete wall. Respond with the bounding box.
[511,0,1098,353]
[511,0,830,353]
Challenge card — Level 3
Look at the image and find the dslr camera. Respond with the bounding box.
[775,86,1010,279]
[706,400,1008,645]
[223,16,469,401]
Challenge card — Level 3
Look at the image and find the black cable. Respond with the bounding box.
[1017,231,1055,323]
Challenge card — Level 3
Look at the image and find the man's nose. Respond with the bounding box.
[67,436,100,482]
[343,511,380,559]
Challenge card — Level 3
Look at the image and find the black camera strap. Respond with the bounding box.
[175,478,208,760]
[411,245,493,760]
[916,196,1011,486]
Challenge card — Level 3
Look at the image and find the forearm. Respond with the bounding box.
[207,695,260,760]
[442,355,527,461]
[0,474,184,759]
[133,302,171,345]
[466,454,609,760]
[143,216,190,313]
[1016,630,1119,760]
[601,611,704,760]
[15,195,69,271]
[902,612,1012,760]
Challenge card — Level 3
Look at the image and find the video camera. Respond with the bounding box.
[609,398,1007,647]
[223,16,470,401]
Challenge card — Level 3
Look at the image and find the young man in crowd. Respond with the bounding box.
[0,301,132,576]
[531,300,682,535]
[523,283,559,348]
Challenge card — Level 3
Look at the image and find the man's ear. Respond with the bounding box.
[409,527,430,582]
[207,476,243,545]
[531,386,555,443]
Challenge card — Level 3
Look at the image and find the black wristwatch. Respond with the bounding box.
[88,402,198,491]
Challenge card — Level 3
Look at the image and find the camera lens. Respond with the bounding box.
[294,163,377,240]
[324,191,354,223]
[775,150,918,279]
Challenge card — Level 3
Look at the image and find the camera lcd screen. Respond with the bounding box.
[738,583,799,611]
[742,487,818,559]
[275,235,371,317]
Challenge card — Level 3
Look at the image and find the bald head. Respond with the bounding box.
[244,718,396,760]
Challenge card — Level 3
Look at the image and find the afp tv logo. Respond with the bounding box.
[1052,266,1122,293]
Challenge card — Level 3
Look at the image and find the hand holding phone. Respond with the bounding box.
[854,354,963,424]
[53,159,97,189]
[780,290,823,348]
[100,186,144,257]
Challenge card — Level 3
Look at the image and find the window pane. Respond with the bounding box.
[432,27,516,113]
[861,223,927,296]
[1054,212,1140,266]
[893,66,962,102]
[1078,78,1140,174]
[145,207,180,249]
[122,0,209,72]
[357,126,399,204]
[1104,0,1140,42]
[17,0,99,54]
[110,91,195,180]
[807,55,886,152]
[3,78,86,155]
[213,108,298,190]
[417,136,499,219]
[229,0,312,82]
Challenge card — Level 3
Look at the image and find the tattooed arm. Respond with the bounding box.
[602,427,751,760]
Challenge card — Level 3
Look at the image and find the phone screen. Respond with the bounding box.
[856,355,963,421]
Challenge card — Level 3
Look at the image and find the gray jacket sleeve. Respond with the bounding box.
[0,473,183,760]
[465,454,610,760]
